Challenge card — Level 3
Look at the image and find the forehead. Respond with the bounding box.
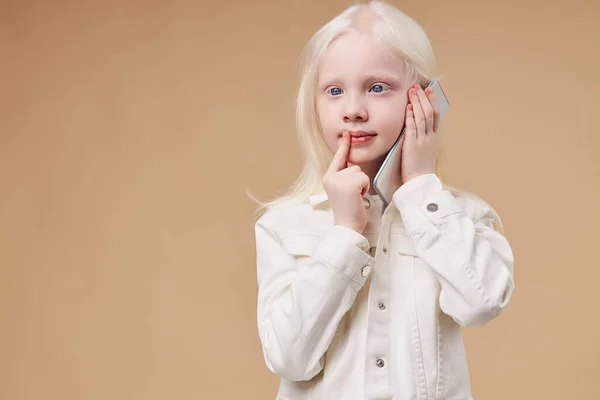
[318,32,405,79]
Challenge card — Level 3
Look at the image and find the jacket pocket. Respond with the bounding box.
[394,230,418,257]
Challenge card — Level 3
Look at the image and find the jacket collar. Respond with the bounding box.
[308,193,329,207]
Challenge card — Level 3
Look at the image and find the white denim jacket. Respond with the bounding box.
[254,174,515,400]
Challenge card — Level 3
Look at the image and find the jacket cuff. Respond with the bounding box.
[392,174,464,235]
[313,225,375,285]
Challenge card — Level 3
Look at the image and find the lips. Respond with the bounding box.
[344,130,376,138]
[342,130,376,145]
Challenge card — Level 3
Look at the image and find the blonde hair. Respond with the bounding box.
[247,0,503,233]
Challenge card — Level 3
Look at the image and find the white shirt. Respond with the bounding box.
[254,174,515,400]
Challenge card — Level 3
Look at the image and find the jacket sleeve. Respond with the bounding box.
[392,174,515,327]
[255,214,375,381]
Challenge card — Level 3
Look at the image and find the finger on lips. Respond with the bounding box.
[330,131,350,172]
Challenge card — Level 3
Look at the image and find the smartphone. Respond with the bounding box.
[372,80,450,208]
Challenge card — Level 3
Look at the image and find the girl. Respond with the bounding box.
[252,1,515,399]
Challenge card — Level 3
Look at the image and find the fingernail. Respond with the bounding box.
[409,89,415,95]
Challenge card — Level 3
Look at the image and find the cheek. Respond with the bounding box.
[375,100,407,133]
[316,104,338,149]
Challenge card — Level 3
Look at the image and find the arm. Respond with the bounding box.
[392,174,515,326]
[255,216,375,381]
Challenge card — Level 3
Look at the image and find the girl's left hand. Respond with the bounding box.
[400,83,440,184]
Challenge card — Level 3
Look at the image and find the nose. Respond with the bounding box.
[343,93,368,122]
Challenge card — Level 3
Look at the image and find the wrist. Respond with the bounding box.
[336,221,364,235]
[330,224,370,254]
[403,171,436,184]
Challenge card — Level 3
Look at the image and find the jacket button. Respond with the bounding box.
[426,203,438,212]
[378,302,386,310]
[368,246,377,257]
[361,265,371,277]
[376,358,385,368]
[363,197,371,209]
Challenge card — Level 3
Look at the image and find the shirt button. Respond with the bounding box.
[426,203,439,212]
[378,301,386,310]
[376,358,385,368]
[382,246,387,254]
[361,265,371,277]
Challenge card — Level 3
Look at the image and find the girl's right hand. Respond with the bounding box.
[322,131,370,234]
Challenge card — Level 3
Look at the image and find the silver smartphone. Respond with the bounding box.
[372,80,450,208]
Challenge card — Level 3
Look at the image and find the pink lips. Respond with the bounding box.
[344,130,376,145]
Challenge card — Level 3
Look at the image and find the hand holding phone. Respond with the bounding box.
[372,80,449,208]
[401,82,444,184]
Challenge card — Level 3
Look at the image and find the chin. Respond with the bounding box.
[348,148,387,166]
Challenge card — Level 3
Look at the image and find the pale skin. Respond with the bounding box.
[318,32,441,234]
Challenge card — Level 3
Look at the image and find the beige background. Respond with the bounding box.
[1,0,599,399]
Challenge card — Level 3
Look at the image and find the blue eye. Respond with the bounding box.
[328,87,343,96]
[370,84,389,93]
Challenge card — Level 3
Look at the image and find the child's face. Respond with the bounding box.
[316,32,410,172]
